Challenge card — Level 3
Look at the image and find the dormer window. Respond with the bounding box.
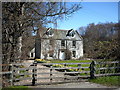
[45,28,54,36]
[66,29,75,37]
[46,31,53,36]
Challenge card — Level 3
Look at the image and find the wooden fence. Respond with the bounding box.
[0,60,120,86]
[94,61,120,77]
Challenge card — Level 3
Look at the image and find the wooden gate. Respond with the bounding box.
[10,61,91,86]
[36,62,91,85]
[1,60,120,86]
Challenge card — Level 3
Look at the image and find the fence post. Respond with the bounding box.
[50,65,52,84]
[77,64,81,80]
[90,61,96,79]
[10,64,13,86]
[32,61,37,86]
[10,64,15,86]
[64,64,67,81]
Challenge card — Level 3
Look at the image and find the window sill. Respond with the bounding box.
[72,46,76,48]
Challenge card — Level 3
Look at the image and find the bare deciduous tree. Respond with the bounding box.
[2,2,81,87]
[78,22,119,60]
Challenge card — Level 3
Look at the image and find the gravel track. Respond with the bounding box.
[29,81,119,89]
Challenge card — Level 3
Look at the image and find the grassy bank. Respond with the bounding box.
[88,76,120,87]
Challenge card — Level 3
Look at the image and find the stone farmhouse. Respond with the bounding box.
[29,28,83,60]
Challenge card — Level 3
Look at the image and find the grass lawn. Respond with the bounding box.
[48,59,92,63]
[48,59,91,68]
[2,86,31,90]
[46,59,92,75]
[88,76,120,87]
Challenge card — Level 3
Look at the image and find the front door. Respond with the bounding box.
[59,51,66,60]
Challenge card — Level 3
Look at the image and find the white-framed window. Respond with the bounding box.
[72,41,76,47]
[66,30,75,38]
[50,39,54,45]
[46,31,54,37]
[31,53,33,57]
[61,40,65,46]
[49,53,53,57]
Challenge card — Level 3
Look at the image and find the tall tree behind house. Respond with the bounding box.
[78,22,119,59]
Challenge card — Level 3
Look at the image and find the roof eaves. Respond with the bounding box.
[75,30,83,41]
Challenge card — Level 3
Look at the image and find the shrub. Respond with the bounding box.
[35,59,46,63]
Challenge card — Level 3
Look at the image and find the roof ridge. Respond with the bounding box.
[53,29,69,31]
[40,27,73,31]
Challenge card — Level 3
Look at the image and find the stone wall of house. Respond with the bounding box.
[31,29,83,60]
[67,40,83,59]
[40,39,83,60]
[41,39,49,59]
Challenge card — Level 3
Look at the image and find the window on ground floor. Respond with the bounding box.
[31,53,33,57]
[49,53,53,57]
[72,51,76,57]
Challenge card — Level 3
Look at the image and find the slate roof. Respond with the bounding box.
[38,28,82,41]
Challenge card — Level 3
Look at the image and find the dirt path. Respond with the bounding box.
[14,60,65,85]
[36,63,65,84]
[14,60,34,85]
